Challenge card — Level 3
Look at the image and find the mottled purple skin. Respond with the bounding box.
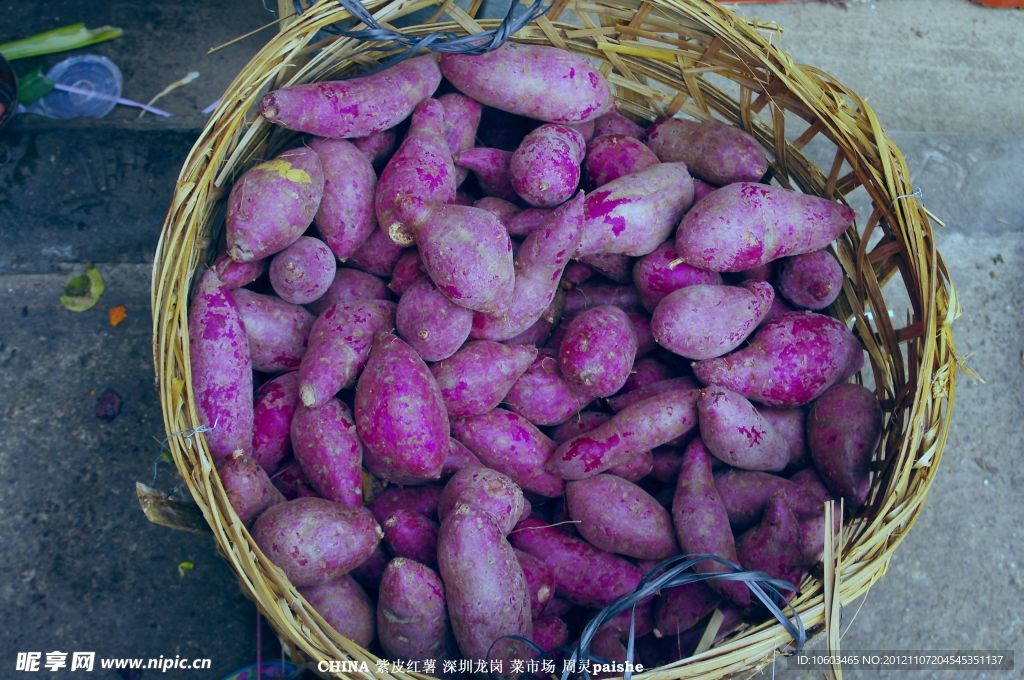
[563,284,640,316]
[808,383,881,508]
[349,229,407,276]
[443,438,483,477]
[579,252,632,283]
[213,252,266,289]
[377,558,449,662]
[507,316,555,346]
[352,128,397,169]
[759,407,808,469]
[382,508,439,567]
[440,43,611,123]
[291,399,363,507]
[551,411,611,444]
[762,293,796,324]
[653,582,719,637]
[789,466,839,564]
[503,354,593,427]
[584,134,659,188]
[474,196,521,228]
[736,493,805,597]
[698,386,790,472]
[472,193,585,340]
[507,207,552,237]
[531,616,568,652]
[306,267,390,315]
[671,438,750,607]
[350,544,389,589]
[370,485,443,523]
[644,118,768,185]
[269,236,337,305]
[388,251,424,299]
[791,466,833,503]
[692,178,718,203]
[568,118,596,142]
[607,447,654,482]
[633,240,722,312]
[455,147,516,201]
[309,137,377,261]
[594,107,645,139]
[438,504,533,663]
[218,451,285,525]
[607,376,698,412]
[514,550,555,619]
[651,281,773,361]
[509,124,586,208]
[431,340,538,418]
[675,182,856,272]
[590,627,628,668]
[693,311,865,407]
[777,249,844,310]
[226,147,325,263]
[738,260,777,283]
[578,162,694,257]
[559,305,638,398]
[395,277,473,361]
[438,92,483,184]
[251,372,300,472]
[188,270,253,462]
[440,467,525,535]
[511,516,642,608]
[298,299,396,408]
[548,388,700,480]
[627,311,657,357]
[566,475,677,559]
[231,288,314,373]
[259,55,442,138]
[300,576,375,648]
[251,497,382,588]
[270,458,309,499]
[376,99,457,246]
[623,357,673,393]
[650,447,684,484]
[714,469,823,531]
[355,333,450,483]
[407,203,515,314]
[451,408,565,497]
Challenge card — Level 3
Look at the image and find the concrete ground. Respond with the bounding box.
[0,0,1021,678]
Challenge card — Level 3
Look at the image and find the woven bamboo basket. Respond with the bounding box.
[151,0,960,676]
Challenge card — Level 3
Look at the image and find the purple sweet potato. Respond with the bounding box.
[440,43,611,123]
[776,249,844,310]
[607,447,654,482]
[714,469,823,531]
[503,354,592,427]
[584,134,659,187]
[671,438,750,607]
[568,118,596,142]
[651,281,773,360]
[511,516,642,607]
[291,399,363,507]
[252,372,300,472]
[388,249,424,297]
[547,388,699,480]
[675,182,855,272]
[431,340,538,418]
[232,288,314,373]
[251,497,382,587]
[301,575,375,647]
[438,504,532,663]
[623,357,674,393]
[376,99,457,246]
[350,544,389,589]
[455,147,516,201]
[808,383,882,508]
[607,376,698,412]
[594,107,645,139]
[633,240,722,312]
[510,124,586,207]
[472,193,586,341]
[563,284,640,315]
[515,550,555,619]
[531,616,568,652]
[355,333,450,484]
[226,147,325,262]
[735,492,805,597]
[396,277,473,361]
[298,299,395,408]
[551,411,611,444]
[559,305,638,398]
[692,311,864,407]
[452,408,565,498]
[213,252,266,289]
[270,458,309,499]
[443,438,483,477]
[377,558,449,662]
[579,252,633,283]
[474,196,522,227]
[692,178,718,203]
[644,118,768,185]
[349,228,408,276]
[259,55,442,138]
[382,508,439,567]
[697,386,790,472]
[353,128,398,169]
[370,485,443,523]
[566,474,677,559]
[653,582,720,637]
[439,467,526,535]
[218,450,285,524]
[438,92,483,185]
[759,407,808,469]
[507,207,553,237]
[306,267,390,315]
[577,162,694,257]
[269,235,337,305]
[308,137,377,262]
[188,270,253,462]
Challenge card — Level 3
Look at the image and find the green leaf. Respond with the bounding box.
[17,67,55,105]
[59,264,104,312]
[160,451,173,465]
[0,24,123,61]
[177,561,195,577]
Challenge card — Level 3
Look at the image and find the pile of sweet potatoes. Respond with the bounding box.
[189,43,881,670]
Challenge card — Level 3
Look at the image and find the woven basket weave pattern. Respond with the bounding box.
[152,0,959,677]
